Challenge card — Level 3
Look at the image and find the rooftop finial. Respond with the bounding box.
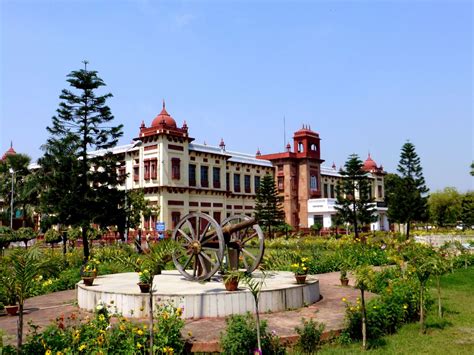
[163,99,166,109]
[219,138,226,150]
[10,141,13,149]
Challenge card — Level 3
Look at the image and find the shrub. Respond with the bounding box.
[295,318,325,353]
[220,313,286,354]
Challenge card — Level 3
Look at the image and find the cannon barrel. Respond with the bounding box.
[202,217,257,240]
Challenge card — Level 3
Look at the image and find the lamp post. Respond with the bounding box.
[124,140,142,243]
[9,168,14,229]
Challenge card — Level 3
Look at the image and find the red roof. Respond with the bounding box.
[1,143,16,160]
[151,101,177,128]
[363,154,378,171]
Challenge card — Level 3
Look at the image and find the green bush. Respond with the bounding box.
[343,272,429,342]
[21,302,185,354]
[295,318,325,354]
[220,313,286,354]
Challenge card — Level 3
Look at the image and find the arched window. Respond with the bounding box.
[310,143,317,151]
[298,142,304,152]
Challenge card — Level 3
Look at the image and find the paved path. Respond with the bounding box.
[1,272,371,352]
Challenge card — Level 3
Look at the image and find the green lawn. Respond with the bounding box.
[320,267,474,355]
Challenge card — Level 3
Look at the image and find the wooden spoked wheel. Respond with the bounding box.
[221,215,265,273]
[172,212,225,281]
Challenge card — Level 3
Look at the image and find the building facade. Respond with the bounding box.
[113,103,274,230]
[259,127,388,231]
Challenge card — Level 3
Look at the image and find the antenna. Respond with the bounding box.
[283,115,286,150]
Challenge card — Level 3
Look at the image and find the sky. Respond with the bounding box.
[0,0,472,192]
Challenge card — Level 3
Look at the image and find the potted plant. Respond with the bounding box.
[1,275,18,316]
[291,257,309,284]
[138,268,153,293]
[223,269,243,291]
[81,260,98,286]
[340,269,349,286]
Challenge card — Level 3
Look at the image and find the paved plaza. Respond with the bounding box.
[0,271,371,352]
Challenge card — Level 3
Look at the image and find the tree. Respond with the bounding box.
[428,187,462,227]
[13,227,37,248]
[460,192,474,229]
[8,245,43,349]
[354,265,374,350]
[386,142,428,239]
[0,152,38,228]
[470,162,474,176]
[38,62,123,261]
[254,174,284,238]
[335,154,376,240]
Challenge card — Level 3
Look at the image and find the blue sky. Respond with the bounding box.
[1,0,472,192]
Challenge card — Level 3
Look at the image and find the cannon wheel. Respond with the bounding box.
[172,212,225,281]
[221,215,264,273]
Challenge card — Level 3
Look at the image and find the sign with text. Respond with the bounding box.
[155,222,165,232]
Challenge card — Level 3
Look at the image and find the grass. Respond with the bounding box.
[319,266,474,354]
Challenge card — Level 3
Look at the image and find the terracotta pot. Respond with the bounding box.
[82,277,95,286]
[138,282,151,293]
[340,278,349,286]
[224,277,239,291]
[5,305,18,316]
[295,274,307,284]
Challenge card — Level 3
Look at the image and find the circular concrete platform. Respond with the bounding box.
[77,271,320,319]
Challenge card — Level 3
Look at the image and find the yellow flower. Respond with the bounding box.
[45,350,52,355]
[98,314,105,321]
[119,324,126,331]
[163,346,174,354]
[403,304,408,309]
[137,329,144,336]
[341,297,347,302]
[97,335,105,345]
[188,331,193,337]
[136,342,143,349]
[138,272,143,276]
[163,311,169,320]
[56,352,63,355]
[176,307,183,316]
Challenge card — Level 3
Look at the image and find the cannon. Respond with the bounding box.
[172,212,265,281]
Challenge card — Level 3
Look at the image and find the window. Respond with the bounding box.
[171,158,180,180]
[150,159,157,179]
[323,183,328,198]
[278,176,284,191]
[226,173,230,191]
[133,166,139,182]
[171,212,181,229]
[244,175,251,193]
[377,185,383,198]
[277,165,283,172]
[213,211,221,223]
[310,175,318,191]
[234,173,241,192]
[213,167,221,188]
[189,164,196,186]
[254,176,261,193]
[310,143,317,151]
[201,166,209,188]
[298,142,304,152]
[330,184,335,198]
[144,160,150,180]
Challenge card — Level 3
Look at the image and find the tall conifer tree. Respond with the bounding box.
[39,62,123,260]
[335,154,376,240]
[254,174,284,238]
[386,142,428,239]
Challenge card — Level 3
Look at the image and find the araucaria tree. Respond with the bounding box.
[39,62,123,260]
[386,142,428,239]
[335,154,376,240]
[254,174,284,238]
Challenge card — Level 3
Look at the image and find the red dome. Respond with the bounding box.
[1,142,16,160]
[151,101,177,128]
[363,154,378,171]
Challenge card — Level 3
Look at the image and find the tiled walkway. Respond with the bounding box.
[0,271,371,352]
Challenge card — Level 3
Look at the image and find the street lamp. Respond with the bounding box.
[124,140,142,243]
[9,168,14,229]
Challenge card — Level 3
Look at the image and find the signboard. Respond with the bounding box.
[155,222,165,232]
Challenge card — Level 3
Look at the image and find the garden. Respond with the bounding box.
[0,226,473,353]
